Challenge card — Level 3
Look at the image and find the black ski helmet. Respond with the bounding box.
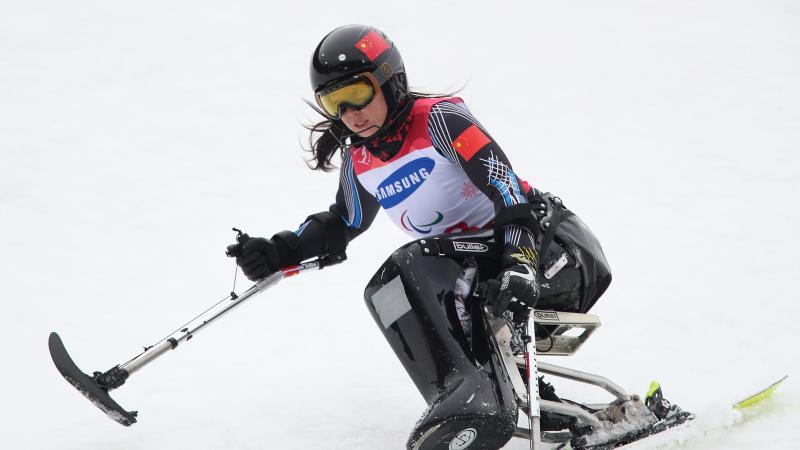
[310,25,408,120]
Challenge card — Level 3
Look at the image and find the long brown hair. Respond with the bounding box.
[303,91,457,171]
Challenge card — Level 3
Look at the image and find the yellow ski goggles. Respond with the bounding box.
[315,73,380,119]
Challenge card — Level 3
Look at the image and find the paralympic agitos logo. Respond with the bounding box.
[375,158,435,208]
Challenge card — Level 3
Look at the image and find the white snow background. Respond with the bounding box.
[1,1,798,449]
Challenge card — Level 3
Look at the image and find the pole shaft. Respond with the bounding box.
[123,340,172,375]
[119,270,287,374]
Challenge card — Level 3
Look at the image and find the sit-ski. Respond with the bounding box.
[484,307,692,449]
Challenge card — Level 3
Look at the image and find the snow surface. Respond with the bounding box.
[2,1,799,449]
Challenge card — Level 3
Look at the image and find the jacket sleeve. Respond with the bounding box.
[427,100,538,264]
[271,148,380,264]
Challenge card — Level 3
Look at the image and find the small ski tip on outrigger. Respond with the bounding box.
[48,229,346,427]
[48,332,138,426]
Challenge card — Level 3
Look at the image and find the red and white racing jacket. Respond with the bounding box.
[324,97,535,248]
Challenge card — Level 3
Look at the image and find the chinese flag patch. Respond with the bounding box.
[354,31,390,61]
[451,124,491,161]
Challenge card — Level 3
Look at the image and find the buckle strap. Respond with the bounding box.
[418,237,500,259]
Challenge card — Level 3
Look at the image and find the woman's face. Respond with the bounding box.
[340,87,388,138]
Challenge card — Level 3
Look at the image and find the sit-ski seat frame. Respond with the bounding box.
[486,309,635,445]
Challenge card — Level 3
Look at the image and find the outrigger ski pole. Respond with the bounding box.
[49,231,346,426]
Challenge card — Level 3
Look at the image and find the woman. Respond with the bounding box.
[232,25,611,450]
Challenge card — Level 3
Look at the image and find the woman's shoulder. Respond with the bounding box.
[412,96,465,112]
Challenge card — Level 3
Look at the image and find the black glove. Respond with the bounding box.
[486,247,540,321]
[233,237,282,281]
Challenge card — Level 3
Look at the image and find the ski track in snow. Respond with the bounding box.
[2,0,799,449]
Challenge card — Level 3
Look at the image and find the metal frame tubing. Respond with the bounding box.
[524,318,543,449]
[538,362,630,401]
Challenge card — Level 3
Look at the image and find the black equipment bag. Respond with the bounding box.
[531,192,612,313]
